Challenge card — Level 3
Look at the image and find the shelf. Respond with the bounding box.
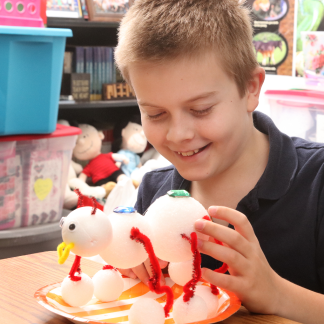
[47,17,118,46]
[47,17,119,28]
[59,99,138,109]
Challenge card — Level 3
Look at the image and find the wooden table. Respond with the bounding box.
[0,251,299,324]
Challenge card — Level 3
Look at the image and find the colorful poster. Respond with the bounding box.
[247,0,295,75]
[294,0,324,76]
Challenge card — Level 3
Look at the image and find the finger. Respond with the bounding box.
[132,262,150,286]
[195,220,252,258]
[208,206,257,243]
[198,239,247,273]
[117,268,137,279]
[201,268,240,293]
[158,259,169,269]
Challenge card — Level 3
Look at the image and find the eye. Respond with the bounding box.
[59,217,65,228]
[192,106,213,116]
[69,223,76,231]
[146,112,165,120]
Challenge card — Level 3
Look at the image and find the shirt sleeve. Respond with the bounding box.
[82,163,91,177]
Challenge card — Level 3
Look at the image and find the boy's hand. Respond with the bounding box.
[118,258,168,286]
[195,206,281,315]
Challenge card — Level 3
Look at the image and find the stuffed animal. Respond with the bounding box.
[112,115,147,179]
[73,124,129,196]
[57,120,107,209]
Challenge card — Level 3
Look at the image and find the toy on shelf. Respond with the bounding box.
[0,0,45,27]
[56,120,106,209]
[73,123,129,197]
[112,115,147,182]
[56,189,230,323]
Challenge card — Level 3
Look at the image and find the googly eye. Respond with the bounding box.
[69,223,76,231]
[59,217,65,228]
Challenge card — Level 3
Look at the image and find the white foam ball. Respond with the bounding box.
[172,294,208,324]
[195,285,219,318]
[168,259,193,286]
[92,268,124,302]
[145,195,209,262]
[61,206,112,257]
[61,272,94,307]
[129,298,165,324]
[100,211,150,269]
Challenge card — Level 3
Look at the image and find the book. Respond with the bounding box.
[98,47,103,100]
[63,51,73,73]
[93,47,99,101]
[85,47,94,100]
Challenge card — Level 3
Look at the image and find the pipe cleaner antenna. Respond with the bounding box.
[74,188,104,211]
[130,227,174,317]
[202,215,229,295]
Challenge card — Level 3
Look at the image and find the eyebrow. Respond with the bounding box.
[138,91,218,108]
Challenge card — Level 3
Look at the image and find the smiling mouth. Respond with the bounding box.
[176,143,211,157]
[77,141,93,154]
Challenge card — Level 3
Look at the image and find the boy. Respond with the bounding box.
[115,0,324,322]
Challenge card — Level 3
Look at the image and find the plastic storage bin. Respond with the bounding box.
[0,124,81,230]
[0,26,72,135]
[265,90,324,142]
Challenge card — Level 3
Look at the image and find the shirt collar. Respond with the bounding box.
[171,111,298,202]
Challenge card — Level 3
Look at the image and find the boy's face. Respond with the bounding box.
[128,51,264,182]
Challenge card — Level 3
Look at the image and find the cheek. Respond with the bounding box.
[142,122,164,145]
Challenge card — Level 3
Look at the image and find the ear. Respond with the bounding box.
[121,128,126,138]
[246,67,265,113]
[98,131,105,140]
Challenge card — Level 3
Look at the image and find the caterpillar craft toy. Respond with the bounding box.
[57,189,228,324]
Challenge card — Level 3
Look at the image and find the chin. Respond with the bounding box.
[176,166,212,182]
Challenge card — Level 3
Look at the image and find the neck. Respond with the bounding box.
[191,126,269,211]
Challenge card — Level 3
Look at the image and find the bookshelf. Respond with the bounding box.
[47,18,140,121]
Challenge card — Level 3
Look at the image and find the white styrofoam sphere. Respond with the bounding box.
[61,272,94,307]
[128,298,165,324]
[195,285,219,318]
[168,259,193,286]
[61,207,112,257]
[145,195,209,262]
[172,294,208,324]
[92,268,124,302]
[99,211,150,269]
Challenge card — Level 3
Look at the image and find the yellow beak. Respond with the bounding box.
[57,242,74,264]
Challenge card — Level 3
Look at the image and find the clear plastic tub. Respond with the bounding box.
[0,124,81,230]
[265,90,324,142]
[0,26,72,135]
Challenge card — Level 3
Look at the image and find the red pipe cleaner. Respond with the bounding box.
[202,215,229,295]
[103,265,117,271]
[130,227,174,317]
[69,255,82,281]
[74,188,104,211]
[181,232,202,302]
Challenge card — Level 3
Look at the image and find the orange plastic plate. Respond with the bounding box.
[35,276,241,324]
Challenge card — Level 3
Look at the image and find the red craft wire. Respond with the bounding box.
[69,255,82,281]
[74,188,104,211]
[202,215,229,295]
[130,227,174,317]
[181,232,202,302]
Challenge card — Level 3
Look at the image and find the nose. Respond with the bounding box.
[78,138,85,145]
[166,114,195,143]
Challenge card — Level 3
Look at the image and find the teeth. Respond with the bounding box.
[177,149,199,156]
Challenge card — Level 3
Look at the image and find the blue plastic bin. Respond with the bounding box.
[0,26,72,135]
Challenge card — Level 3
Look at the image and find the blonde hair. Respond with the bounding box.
[115,0,258,97]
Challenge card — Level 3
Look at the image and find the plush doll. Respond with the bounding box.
[73,124,129,196]
[57,121,107,209]
[112,115,147,178]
